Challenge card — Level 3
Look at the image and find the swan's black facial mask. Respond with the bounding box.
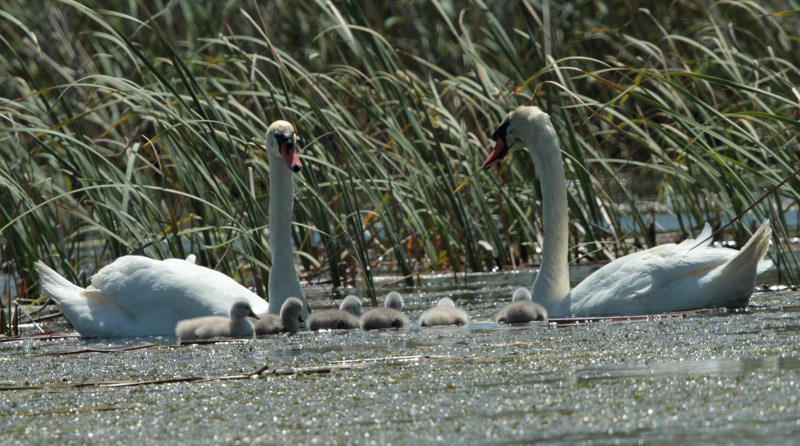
[482,117,511,170]
[274,131,302,172]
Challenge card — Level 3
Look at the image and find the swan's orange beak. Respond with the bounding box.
[482,138,508,170]
[268,130,302,172]
[482,117,510,170]
[281,141,302,172]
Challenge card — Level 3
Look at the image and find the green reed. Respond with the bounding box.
[2,0,799,333]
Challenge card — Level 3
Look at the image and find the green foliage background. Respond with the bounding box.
[2,1,799,320]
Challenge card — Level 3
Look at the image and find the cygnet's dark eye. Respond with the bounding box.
[491,117,510,143]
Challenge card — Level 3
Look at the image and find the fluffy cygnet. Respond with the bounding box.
[308,295,362,331]
[361,291,409,330]
[419,297,470,327]
[176,300,259,340]
[496,288,548,324]
[252,297,305,335]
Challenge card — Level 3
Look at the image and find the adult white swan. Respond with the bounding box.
[482,106,772,317]
[35,120,308,337]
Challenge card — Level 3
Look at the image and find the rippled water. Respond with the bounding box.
[2,270,800,445]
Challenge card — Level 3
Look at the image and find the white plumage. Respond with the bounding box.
[483,106,772,317]
[36,257,268,338]
[36,120,308,337]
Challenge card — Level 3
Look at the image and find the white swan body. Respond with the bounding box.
[36,120,308,337]
[176,300,259,340]
[495,288,548,323]
[566,222,771,316]
[361,292,409,330]
[308,295,362,331]
[36,257,268,338]
[419,297,470,327]
[252,297,305,335]
[483,106,772,317]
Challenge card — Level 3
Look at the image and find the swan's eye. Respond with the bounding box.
[274,131,298,154]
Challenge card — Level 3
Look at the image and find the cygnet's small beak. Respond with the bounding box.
[249,311,260,320]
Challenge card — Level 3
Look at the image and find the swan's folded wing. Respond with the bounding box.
[90,256,268,319]
[676,222,713,249]
[569,245,738,316]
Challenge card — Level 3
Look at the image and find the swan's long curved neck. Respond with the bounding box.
[526,121,571,313]
[267,160,304,315]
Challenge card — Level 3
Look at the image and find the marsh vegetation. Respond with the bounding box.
[2,1,800,333]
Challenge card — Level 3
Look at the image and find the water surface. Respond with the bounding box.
[2,271,799,445]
